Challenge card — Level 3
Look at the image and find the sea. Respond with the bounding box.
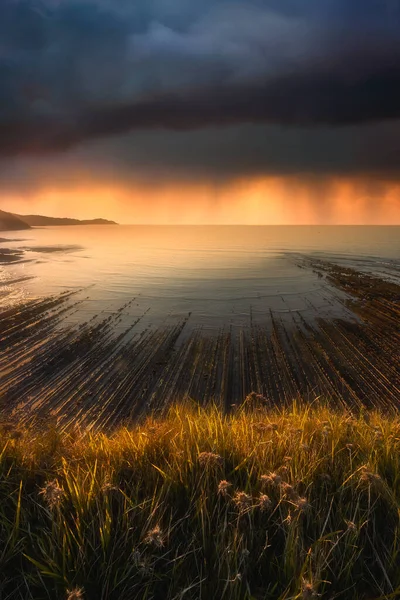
[1,225,399,333]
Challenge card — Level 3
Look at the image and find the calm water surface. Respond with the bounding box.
[1,225,399,331]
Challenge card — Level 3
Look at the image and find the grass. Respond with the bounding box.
[2,397,400,599]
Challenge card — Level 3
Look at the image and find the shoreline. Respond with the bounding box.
[0,256,399,430]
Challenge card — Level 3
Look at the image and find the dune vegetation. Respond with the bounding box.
[2,397,400,600]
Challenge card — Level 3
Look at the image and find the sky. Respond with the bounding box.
[0,0,400,224]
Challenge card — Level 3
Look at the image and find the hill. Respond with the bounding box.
[0,209,31,231]
[13,214,117,226]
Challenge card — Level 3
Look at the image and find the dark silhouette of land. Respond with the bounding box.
[0,209,117,230]
[13,214,118,227]
[0,210,31,231]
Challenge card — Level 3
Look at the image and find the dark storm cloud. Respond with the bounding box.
[2,60,400,157]
[1,121,400,190]
[0,0,400,175]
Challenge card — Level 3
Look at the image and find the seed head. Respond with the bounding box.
[266,422,279,432]
[359,468,381,484]
[301,579,319,599]
[66,588,84,600]
[198,452,223,467]
[144,525,164,548]
[132,549,141,565]
[260,472,281,487]
[280,481,298,500]
[101,481,118,492]
[245,391,258,404]
[218,480,232,497]
[295,497,310,512]
[284,511,292,525]
[258,493,272,512]
[233,491,252,512]
[240,548,250,560]
[252,422,267,433]
[39,480,64,508]
[290,427,303,436]
[322,426,332,437]
[345,520,357,532]
[137,555,154,576]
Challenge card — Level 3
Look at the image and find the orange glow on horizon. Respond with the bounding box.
[1,175,399,225]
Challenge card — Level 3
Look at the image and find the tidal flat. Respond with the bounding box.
[0,253,398,430]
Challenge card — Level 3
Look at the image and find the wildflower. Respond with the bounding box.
[301,579,319,599]
[39,480,64,509]
[144,525,164,548]
[346,443,354,451]
[258,493,272,512]
[260,472,281,487]
[198,452,223,467]
[218,480,232,497]
[233,491,252,512]
[66,588,84,600]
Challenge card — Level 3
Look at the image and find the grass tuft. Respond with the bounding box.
[2,400,400,599]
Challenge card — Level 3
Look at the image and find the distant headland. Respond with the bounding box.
[0,210,117,231]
